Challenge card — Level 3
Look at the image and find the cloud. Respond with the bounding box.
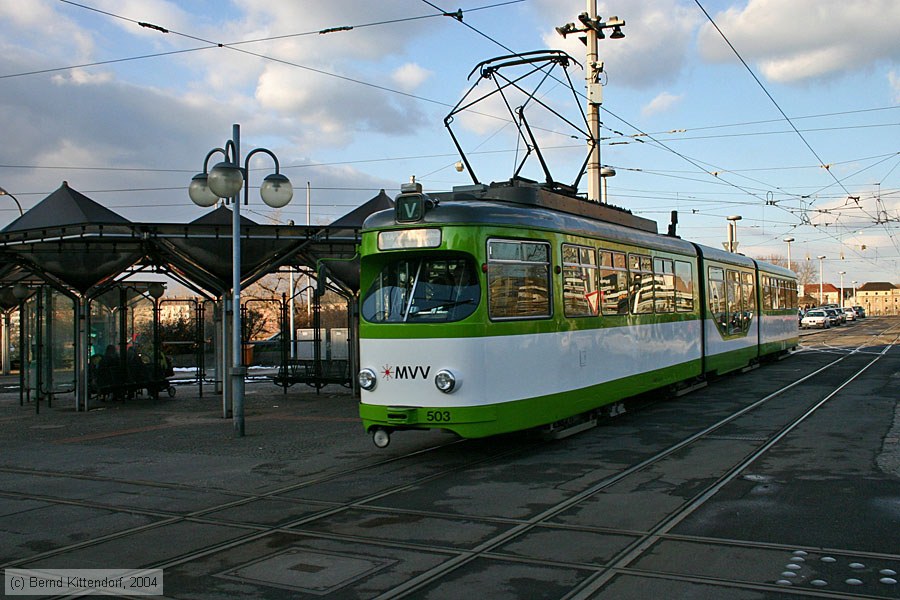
[255,63,429,146]
[533,0,701,89]
[890,70,900,103]
[641,92,683,117]
[1,2,442,168]
[391,63,433,92]
[87,0,195,41]
[52,68,114,86]
[0,0,95,61]
[697,0,900,83]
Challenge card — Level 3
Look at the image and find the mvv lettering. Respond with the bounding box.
[392,366,431,379]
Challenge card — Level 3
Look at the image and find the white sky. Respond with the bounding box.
[1,0,898,285]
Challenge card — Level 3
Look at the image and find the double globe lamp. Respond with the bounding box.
[189,159,292,209]
[188,128,293,437]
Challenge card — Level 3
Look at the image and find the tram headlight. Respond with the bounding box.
[358,368,377,391]
[434,369,457,393]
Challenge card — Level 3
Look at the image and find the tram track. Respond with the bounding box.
[564,333,899,599]
[367,325,900,599]
[0,433,540,572]
[1,323,897,598]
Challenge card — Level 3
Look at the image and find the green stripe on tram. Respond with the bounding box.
[360,358,702,438]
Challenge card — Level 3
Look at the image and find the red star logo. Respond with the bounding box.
[381,365,393,379]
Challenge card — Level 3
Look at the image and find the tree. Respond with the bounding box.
[242,306,271,341]
[755,254,816,287]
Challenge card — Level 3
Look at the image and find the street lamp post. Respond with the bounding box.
[726,215,742,253]
[817,255,826,304]
[600,167,616,204]
[189,124,292,437]
[556,2,625,203]
[783,236,795,271]
[0,186,24,217]
[852,280,858,306]
[838,271,846,308]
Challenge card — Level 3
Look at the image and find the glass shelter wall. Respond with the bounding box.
[87,286,173,402]
[20,286,76,410]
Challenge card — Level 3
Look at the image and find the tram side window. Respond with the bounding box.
[675,260,694,312]
[784,279,795,310]
[742,272,756,326]
[708,267,727,331]
[653,257,675,313]
[487,240,551,319]
[763,276,773,310]
[629,254,654,314]
[726,270,743,334]
[562,244,598,317]
[785,279,796,310]
[599,251,628,315]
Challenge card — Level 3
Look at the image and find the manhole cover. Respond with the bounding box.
[217,548,395,595]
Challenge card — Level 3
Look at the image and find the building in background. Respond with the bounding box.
[799,283,841,306]
[852,282,899,316]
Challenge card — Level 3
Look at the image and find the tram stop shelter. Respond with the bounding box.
[0,181,393,416]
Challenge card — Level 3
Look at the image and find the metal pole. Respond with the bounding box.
[35,288,42,413]
[152,297,160,397]
[19,303,25,406]
[289,269,295,359]
[586,0,601,203]
[1,311,9,376]
[196,301,204,398]
[839,271,845,308]
[231,123,245,437]
[783,237,794,271]
[78,299,88,412]
[307,182,312,321]
[818,256,825,303]
[221,298,230,416]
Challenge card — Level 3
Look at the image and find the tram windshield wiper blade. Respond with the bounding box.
[431,299,474,311]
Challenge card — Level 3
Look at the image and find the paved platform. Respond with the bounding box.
[0,319,898,599]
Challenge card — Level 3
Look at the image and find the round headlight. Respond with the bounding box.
[434,369,456,393]
[358,368,377,391]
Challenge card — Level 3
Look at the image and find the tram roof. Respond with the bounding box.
[696,244,796,278]
[364,198,699,257]
[363,181,796,281]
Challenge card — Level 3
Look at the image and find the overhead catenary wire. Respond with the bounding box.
[33,1,896,205]
[6,1,895,272]
[693,0,853,203]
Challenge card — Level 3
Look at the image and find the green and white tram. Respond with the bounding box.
[357,180,798,447]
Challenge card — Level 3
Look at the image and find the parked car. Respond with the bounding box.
[842,306,857,321]
[801,310,830,329]
[823,307,844,326]
[853,305,866,318]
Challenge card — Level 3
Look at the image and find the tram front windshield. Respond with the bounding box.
[362,255,480,323]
